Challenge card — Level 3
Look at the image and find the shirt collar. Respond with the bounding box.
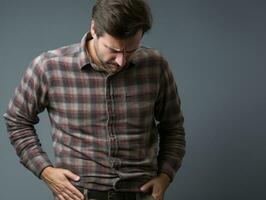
[78,32,93,70]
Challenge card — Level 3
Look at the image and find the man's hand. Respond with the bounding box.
[41,166,84,200]
[140,173,171,200]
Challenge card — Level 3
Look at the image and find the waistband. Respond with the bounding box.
[72,174,154,192]
[77,187,144,200]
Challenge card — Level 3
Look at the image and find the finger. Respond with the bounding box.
[151,192,162,200]
[64,186,84,200]
[48,175,83,200]
[60,191,74,200]
[151,186,164,200]
[53,181,82,200]
[65,183,84,200]
[63,170,80,182]
[64,189,81,200]
[57,194,66,200]
[140,180,154,192]
[50,183,73,200]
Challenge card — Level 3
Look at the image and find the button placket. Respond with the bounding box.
[106,76,119,168]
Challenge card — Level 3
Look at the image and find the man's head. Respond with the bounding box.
[89,0,152,73]
[91,0,152,38]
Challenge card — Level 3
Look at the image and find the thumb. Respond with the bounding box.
[140,179,154,192]
[63,169,80,181]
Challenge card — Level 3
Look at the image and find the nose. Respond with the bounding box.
[115,53,127,67]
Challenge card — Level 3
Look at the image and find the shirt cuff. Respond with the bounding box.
[158,160,181,182]
[23,154,53,178]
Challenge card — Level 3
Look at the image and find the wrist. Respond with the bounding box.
[159,173,171,183]
[40,166,54,179]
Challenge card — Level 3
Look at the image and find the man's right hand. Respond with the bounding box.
[41,166,84,200]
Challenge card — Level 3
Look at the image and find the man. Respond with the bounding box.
[4,0,185,200]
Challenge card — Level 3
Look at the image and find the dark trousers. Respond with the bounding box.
[78,188,155,200]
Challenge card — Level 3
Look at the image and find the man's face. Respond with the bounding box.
[91,23,143,73]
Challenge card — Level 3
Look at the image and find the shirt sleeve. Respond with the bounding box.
[3,55,53,178]
[154,57,186,181]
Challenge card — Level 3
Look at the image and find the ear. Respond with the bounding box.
[90,20,96,38]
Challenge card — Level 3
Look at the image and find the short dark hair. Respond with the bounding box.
[92,0,152,38]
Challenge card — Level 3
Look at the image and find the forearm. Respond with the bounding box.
[157,121,186,181]
[4,111,52,177]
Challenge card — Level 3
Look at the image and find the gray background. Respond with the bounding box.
[1,0,265,199]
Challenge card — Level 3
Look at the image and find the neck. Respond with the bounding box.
[87,39,101,66]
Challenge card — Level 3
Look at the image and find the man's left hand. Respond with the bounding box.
[140,173,170,200]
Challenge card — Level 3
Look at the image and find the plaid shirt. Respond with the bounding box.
[4,32,185,191]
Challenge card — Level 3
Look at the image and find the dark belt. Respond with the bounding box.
[77,188,137,200]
